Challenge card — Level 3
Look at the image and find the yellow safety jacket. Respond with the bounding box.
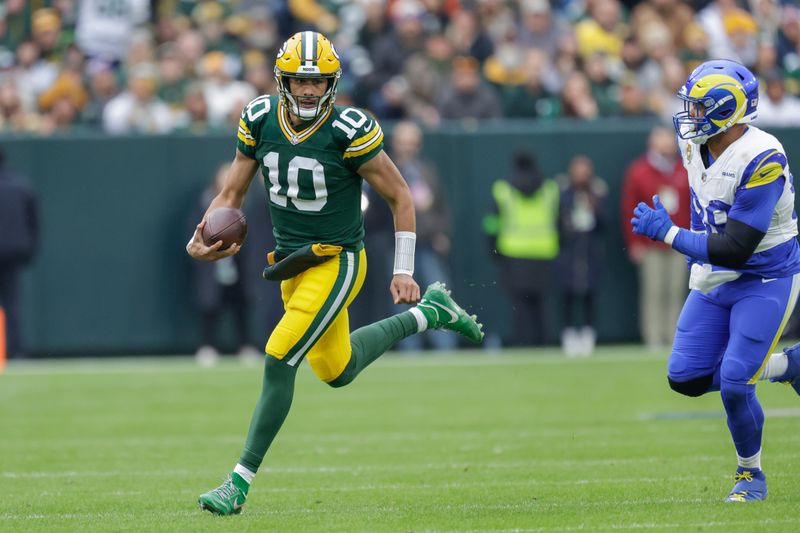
[485,179,560,260]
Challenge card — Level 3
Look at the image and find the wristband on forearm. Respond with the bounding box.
[393,231,416,275]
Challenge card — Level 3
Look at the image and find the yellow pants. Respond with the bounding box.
[265,249,366,382]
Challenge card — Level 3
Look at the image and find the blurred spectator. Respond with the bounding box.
[81,59,119,126]
[500,48,559,119]
[620,37,662,93]
[697,0,741,61]
[175,83,211,134]
[75,0,150,63]
[549,34,580,93]
[680,23,710,73]
[649,55,686,122]
[157,44,189,111]
[103,63,174,134]
[574,0,627,60]
[438,56,502,120]
[0,79,37,132]
[517,0,568,57]
[37,69,87,134]
[242,50,277,97]
[200,51,256,129]
[755,70,800,126]
[618,76,654,117]
[556,155,607,357]
[288,0,339,35]
[192,2,238,56]
[401,33,454,126]
[754,41,779,79]
[31,8,67,64]
[0,148,39,359]
[358,121,456,350]
[446,9,494,65]
[12,40,58,112]
[621,125,690,350]
[482,34,526,89]
[483,151,560,347]
[723,8,759,66]
[175,29,206,74]
[630,0,694,52]
[560,71,599,119]
[364,0,426,116]
[478,0,516,45]
[188,163,259,367]
[391,121,456,351]
[584,53,621,116]
[1,0,29,50]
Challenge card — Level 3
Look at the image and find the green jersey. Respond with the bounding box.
[237,95,384,254]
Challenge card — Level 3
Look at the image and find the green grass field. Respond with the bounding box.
[2,347,800,532]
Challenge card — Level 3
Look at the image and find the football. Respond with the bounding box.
[202,207,248,250]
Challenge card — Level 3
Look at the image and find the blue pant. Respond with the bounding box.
[668,273,800,458]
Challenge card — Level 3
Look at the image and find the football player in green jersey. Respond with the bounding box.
[186,31,484,515]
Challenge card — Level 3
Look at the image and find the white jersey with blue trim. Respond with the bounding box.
[678,126,800,279]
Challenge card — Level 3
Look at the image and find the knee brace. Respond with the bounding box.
[668,373,714,397]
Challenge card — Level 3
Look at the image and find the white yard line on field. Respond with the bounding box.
[451,518,799,532]
[5,453,798,478]
[2,349,664,377]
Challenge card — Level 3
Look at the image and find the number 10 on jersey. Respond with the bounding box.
[263,152,328,212]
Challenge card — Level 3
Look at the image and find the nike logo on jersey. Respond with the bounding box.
[418,301,458,324]
[364,121,374,133]
[762,278,777,283]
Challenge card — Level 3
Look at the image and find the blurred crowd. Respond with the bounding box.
[4,0,800,135]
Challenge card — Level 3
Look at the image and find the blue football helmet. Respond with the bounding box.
[673,60,751,144]
[687,59,758,123]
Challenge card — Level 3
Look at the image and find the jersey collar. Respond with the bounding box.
[278,101,332,145]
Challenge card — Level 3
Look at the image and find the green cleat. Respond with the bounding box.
[416,282,485,343]
[198,473,248,515]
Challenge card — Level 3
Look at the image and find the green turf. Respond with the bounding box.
[2,347,800,532]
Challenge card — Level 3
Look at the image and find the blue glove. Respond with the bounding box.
[631,194,675,241]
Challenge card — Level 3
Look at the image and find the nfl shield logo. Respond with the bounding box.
[701,172,707,182]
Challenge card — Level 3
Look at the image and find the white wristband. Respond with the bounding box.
[393,231,416,276]
[664,226,680,246]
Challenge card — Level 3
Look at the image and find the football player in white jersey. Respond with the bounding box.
[631,60,800,502]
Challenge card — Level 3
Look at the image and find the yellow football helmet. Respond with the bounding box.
[274,31,342,120]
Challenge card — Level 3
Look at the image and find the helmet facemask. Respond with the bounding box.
[673,82,746,145]
[275,70,340,121]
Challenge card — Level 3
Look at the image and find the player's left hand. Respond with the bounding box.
[390,274,420,304]
[631,194,675,242]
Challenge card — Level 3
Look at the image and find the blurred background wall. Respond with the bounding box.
[7,120,797,356]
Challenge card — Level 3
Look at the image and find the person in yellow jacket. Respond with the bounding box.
[484,151,560,346]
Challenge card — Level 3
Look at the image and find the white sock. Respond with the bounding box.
[759,353,788,380]
[233,463,255,485]
[409,307,428,332]
[738,449,762,470]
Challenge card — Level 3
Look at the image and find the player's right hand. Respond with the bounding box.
[186,220,241,261]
